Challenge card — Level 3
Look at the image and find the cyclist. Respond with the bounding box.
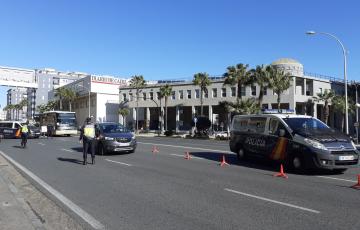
[20,121,30,148]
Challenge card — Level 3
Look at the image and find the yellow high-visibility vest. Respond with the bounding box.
[84,125,95,138]
[21,125,29,133]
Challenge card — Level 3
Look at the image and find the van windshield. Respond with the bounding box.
[283,117,332,134]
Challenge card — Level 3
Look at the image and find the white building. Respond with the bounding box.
[49,75,128,125]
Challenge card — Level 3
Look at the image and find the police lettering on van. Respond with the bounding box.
[229,110,359,172]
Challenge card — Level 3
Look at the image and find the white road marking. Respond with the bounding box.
[0,151,105,229]
[316,176,357,183]
[170,153,204,160]
[61,148,75,153]
[137,142,232,153]
[37,142,45,146]
[224,188,320,214]
[105,159,132,167]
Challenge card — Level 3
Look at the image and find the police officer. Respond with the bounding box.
[79,117,98,165]
[20,121,30,148]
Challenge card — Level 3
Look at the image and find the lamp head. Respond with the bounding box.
[306,31,316,35]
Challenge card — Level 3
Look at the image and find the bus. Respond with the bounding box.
[39,111,77,136]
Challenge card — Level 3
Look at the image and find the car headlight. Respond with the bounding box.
[304,138,327,150]
[351,141,357,150]
[104,137,114,141]
[131,135,136,140]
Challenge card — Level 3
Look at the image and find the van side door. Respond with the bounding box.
[243,117,267,157]
[266,118,290,161]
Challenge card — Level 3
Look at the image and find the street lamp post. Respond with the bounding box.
[306,30,349,134]
[76,84,91,118]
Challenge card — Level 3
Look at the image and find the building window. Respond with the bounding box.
[319,88,323,94]
[221,88,226,97]
[231,87,236,97]
[150,92,154,100]
[212,88,217,98]
[123,93,127,101]
[129,93,133,101]
[187,90,191,99]
[195,89,200,99]
[251,86,256,96]
[157,92,161,100]
[179,90,184,99]
[171,91,176,100]
[204,90,208,98]
[241,87,246,96]
[143,92,146,100]
[263,87,267,96]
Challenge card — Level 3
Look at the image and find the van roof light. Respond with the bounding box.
[261,109,295,114]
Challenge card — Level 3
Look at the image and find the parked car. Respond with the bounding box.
[96,122,136,155]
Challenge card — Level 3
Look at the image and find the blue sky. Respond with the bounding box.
[0,0,359,108]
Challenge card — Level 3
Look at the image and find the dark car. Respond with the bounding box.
[96,122,136,155]
[27,124,41,138]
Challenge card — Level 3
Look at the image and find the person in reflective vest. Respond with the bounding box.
[20,121,30,148]
[79,117,98,165]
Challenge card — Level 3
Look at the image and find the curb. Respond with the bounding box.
[0,150,105,230]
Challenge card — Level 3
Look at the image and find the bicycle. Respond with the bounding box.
[21,135,28,148]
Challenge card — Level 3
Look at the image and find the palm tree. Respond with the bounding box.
[118,108,130,127]
[54,87,68,110]
[18,99,28,120]
[159,84,172,131]
[129,75,146,133]
[332,95,355,132]
[267,66,292,112]
[223,63,252,100]
[46,100,57,111]
[225,98,260,115]
[193,72,211,116]
[36,104,47,113]
[313,89,335,125]
[63,88,77,111]
[250,65,270,108]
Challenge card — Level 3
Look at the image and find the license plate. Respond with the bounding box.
[114,148,123,151]
[119,143,130,146]
[339,155,354,161]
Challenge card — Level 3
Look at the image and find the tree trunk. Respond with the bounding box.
[237,81,242,100]
[258,85,264,108]
[200,89,204,116]
[165,97,168,131]
[69,101,72,112]
[277,93,281,112]
[59,99,63,110]
[341,113,345,133]
[324,101,329,125]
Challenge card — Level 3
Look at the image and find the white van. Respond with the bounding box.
[229,110,359,173]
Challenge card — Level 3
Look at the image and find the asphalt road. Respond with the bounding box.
[0,136,360,230]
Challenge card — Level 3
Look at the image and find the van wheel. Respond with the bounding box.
[237,148,246,160]
[290,155,305,172]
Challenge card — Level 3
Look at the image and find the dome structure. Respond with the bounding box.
[271,58,304,77]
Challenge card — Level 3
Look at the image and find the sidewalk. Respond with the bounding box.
[0,153,84,230]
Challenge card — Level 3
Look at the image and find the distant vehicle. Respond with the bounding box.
[39,111,77,136]
[0,121,23,138]
[96,122,136,155]
[230,110,359,173]
[28,124,41,138]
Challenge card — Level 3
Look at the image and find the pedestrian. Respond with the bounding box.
[79,117,98,165]
[20,121,30,148]
[47,124,53,139]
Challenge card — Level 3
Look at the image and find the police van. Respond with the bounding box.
[229,110,359,172]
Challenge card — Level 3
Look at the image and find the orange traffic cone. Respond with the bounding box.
[152,145,159,154]
[273,164,288,179]
[220,155,229,167]
[184,151,191,160]
[351,175,360,189]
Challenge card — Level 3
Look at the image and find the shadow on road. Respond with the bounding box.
[190,151,345,176]
[190,151,278,172]
[57,157,83,165]
[70,147,83,152]
[12,145,24,149]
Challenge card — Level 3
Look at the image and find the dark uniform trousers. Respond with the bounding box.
[83,137,96,163]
